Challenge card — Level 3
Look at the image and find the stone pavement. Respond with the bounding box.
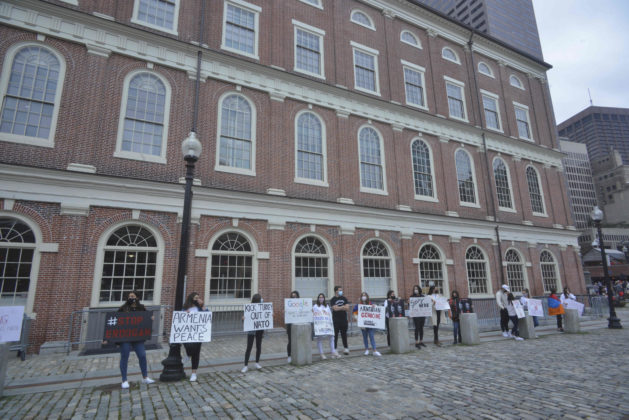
[1,312,629,419]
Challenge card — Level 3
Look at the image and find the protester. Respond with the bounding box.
[560,287,576,307]
[182,292,208,382]
[385,289,404,346]
[496,284,511,337]
[329,286,350,355]
[410,285,427,349]
[448,290,463,345]
[548,288,565,332]
[428,285,444,346]
[506,292,524,341]
[520,288,538,327]
[314,293,338,359]
[286,290,300,363]
[353,292,381,356]
[116,291,155,389]
[241,294,264,373]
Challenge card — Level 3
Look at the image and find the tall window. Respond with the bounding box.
[466,246,489,295]
[222,1,260,58]
[515,103,532,140]
[296,112,325,182]
[218,94,254,172]
[403,63,426,108]
[540,250,559,293]
[493,158,513,209]
[362,240,391,298]
[0,45,64,146]
[455,149,476,204]
[505,249,525,293]
[359,126,385,192]
[411,139,434,198]
[482,92,501,131]
[352,44,379,94]
[445,78,466,120]
[294,24,324,77]
[294,236,329,298]
[133,0,178,32]
[0,218,35,306]
[210,232,253,300]
[100,225,158,303]
[526,166,546,214]
[418,245,446,294]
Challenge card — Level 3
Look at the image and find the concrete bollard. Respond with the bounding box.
[564,308,580,333]
[460,313,480,345]
[0,343,9,398]
[290,323,312,366]
[518,315,537,339]
[389,318,410,353]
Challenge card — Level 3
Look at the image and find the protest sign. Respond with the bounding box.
[527,299,544,317]
[244,303,274,331]
[513,301,526,319]
[357,305,386,329]
[435,297,451,311]
[103,311,152,342]
[565,300,584,316]
[285,298,313,324]
[408,297,432,317]
[169,311,212,343]
[312,306,334,336]
[0,306,24,343]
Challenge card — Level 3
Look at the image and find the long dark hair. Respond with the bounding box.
[411,285,423,297]
[316,293,326,307]
[387,290,395,299]
[451,290,459,299]
[183,292,200,310]
[360,291,371,304]
[290,290,300,298]
[428,285,437,295]
[251,294,262,303]
[507,292,515,304]
[119,290,145,312]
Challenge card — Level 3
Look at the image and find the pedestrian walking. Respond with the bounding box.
[520,288,538,327]
[353,292,381,356]
[496,284,511,337]
[448,290,463,345]
[548,288,565,332]
[182,292,207,382]
[241,294,265,373]
[428,286,444,346]
[410,285,427,349]
[314,293,338,359]
[286,290,300,363]
[506,292,524,341]
[329,286,350,355]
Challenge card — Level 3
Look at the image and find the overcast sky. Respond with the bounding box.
[532,0,629,125]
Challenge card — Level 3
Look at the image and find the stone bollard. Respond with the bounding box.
[518,315,537,339]
[460,313,480,345]
[0,343,9,397]
[389,317,411,353]
[564,308,580,333]
[290,323,312,366]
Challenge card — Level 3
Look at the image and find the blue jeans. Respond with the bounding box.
[361,328,376,350]
[532,316,539,327]
[452,321,462,343]
[509,316,520,337]
[119,341,148,381]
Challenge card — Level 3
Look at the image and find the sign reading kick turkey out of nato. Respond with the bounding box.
[103,312,152,342]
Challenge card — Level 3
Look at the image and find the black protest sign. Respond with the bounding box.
[103,311,152,342]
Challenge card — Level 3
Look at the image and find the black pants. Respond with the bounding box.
[286,324,292,357]
[413,317,425,341]
[244,330,264,366]
[386,317,390,346]
[556,314,563,330]
[433,311,441,342]
[500,308,509,332]
[183,342,202,370]
[333,321,348,349]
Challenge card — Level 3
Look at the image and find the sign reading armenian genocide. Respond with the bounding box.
[357,305,386,329]
[0,306,24,343]
[284,298,313,324]
[103,312,152,342]
[169,311,212,343]
[244,303,274,332]
[312,306,334,336]
[408,297,432,318]
[527,299,544,317]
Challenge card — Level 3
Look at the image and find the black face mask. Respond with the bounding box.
[194,300,202,308]
[390,296,396,300]
[127,298,137,305]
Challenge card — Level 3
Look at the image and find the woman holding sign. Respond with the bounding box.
[506,292,524,340]
[353,292,381,356]
[409,285,427,349]
[428,286,443,347]
[313,293,338,359]
[286,290,300,363]
[182,292,207,382]
[242,294,265,373]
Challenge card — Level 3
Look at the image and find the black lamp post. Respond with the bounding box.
[590,206,622,329]
[160,132,203,381]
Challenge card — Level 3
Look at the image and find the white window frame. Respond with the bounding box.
[0,42,66,148]
[509,74,525,90]
[455,148,480,208]
[292,20,325,79]
[291,233,333,299]
[351,41,380,96]
[401,60,428,111]
[514,101,533,141]
[221,0,261,60]
[417,242,449,297]
[114,70,171,164]
[400,30,422,49]
[477,61,494,78]
[91,221,164,308]
[410,138,438,202]
[441,47,460,64]
[131,0,180,35]
[492,157,516,213]
[350,9,375,30]
[294,109,328,187]
[540,250,560,294]
[444,76,468,122]
[360,238,397,298]
[357,124,388,195]
[215,91,257,176]
[298,0,323,9]
[526,165,548,217]
[480,89,502,133]
[504,248,529,294]
[465,245,493,297]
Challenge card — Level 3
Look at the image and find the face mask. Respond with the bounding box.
[319,298,324,303]
[127,298,136,305]
[338,291,343,296]
[390,295,396,300]
[361,296,367,302]
[260,298,264,303]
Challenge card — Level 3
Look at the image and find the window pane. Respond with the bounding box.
[225,4,256,54]
[411,140,433,197]
[456,150,476,203]
[359,127,383,190]
[296,29,321,75]
[137,0,176,30]
[219,95,252,169]
[493,159,512,209]
[297,113,323,180]
[404,68,424,107]
[354,50,376,92]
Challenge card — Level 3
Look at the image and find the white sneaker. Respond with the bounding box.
[190,373,197,382]
[502,331,509,338]
[515,336,524,341]
[332,352,340,358]
[287,357,292,363]
[343,348,350,355]
[320,354,327,360]
[373,351,382,357]
[364,350,370,356]
[255,363,262,369]
[121,381,129,389]
[241,366,248,373]
[507,332,513,338]
[142,377,155,384]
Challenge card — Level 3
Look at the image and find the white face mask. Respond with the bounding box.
[338,291,343,296]
[319,298,324,303]
[260,298,264,303]
[361,296,367,302]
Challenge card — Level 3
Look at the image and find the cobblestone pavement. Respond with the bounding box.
[2,318,629,419]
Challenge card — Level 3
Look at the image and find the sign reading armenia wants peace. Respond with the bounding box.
[170,311,212,343]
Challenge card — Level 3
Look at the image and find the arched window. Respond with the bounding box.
[350,10,375,30]
[0,44,65,147]
[509,75,524,89]
[358,126,385,191]
[217,94,255,173]
[466,246,490,295]
[526,166,546,215]
[540,250,559,293]
[505,249,526,293]
[493,158,513,209]
[400,30,421,48]
[210,232,253,300]
[455,149,477,204]
[362,240,391,298]
[295,111,325,183]
[411,139,434,198]
[478,62,493,77]
[442,47,460,64]
[99,225,158,303]
[0,218,36,306]
[418,244,446,294]
[294,236,329,298]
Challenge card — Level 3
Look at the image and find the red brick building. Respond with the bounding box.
[0,0,583,352]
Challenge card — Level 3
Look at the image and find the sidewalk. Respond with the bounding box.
[4,311,622,396]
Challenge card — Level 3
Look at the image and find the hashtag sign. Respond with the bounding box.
[107,316,118,326]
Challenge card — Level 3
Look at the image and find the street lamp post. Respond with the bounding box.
[590,206,622,329]
[160,132,203,381]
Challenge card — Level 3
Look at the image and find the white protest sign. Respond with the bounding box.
[0,306,24,343]
[169,311,212,343]
[408,297,432,317]
[513,301,526,319]
[244,303,274,331]
[527,299,544,317]
[284,298,313,324]
[312,305,334,336]
[565,300,584,316]
[435,297,451,311]
[357,305,386,330]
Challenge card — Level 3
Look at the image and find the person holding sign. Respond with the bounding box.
[116,291,155,389]
[409,285,427,349]
[428,286,444,347]
[560,287,576,307]
[448,290,463,345]
[285,290,300,363]
[548,287,565,332]
[182,292,208,382]
[385,290,405,347]
[329,286,350,355]
[241,294,265,373]
[506,293,524,340]
[353,292,382,356]
[520,289,538,327]
[313,293,338,359]
[496,284,511,338]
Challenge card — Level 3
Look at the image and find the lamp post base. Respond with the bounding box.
[160,343,186,382]
[608,316,623,329]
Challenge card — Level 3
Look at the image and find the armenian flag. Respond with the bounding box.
[547,296,565,316]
